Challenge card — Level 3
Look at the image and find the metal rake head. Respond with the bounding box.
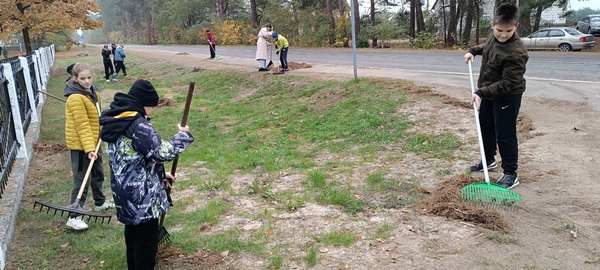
[33,200,112,224]
[460,182,521,208]
[158,226,171,246]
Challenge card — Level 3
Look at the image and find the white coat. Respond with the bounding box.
[256,27,272,60]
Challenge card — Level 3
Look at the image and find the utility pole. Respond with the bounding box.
[350,0,358,79]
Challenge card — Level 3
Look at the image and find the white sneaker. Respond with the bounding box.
[94,201,115,211]
[66,217,89,231]
[106,79,110,82]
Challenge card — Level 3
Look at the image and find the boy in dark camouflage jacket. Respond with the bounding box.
[464,4,528,189]
[100,79,193,269]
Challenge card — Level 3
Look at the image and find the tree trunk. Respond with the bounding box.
[462,0,474,45]
[475,0,481,44]
[533,5,544,32]
[250,0,258,28]
[448,0,458,41]
[353,0,360,36]
[22,27,32,55]
[409,0,415,38]
[216,0,228,20]
[415,0,425,33]
[326,0,336,45]
[370,0,377,47]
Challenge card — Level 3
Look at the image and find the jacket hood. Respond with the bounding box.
[99,92,146,142]
[64,80,98,102]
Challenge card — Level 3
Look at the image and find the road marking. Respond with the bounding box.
[367,67,600,84]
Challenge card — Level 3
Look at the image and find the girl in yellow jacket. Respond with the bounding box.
[64,63,113,230]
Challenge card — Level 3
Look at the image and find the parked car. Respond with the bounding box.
[576,14,600,36]
[521,27,595,51]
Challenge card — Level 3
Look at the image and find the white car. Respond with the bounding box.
[576,14,600,36]
[521,27,595,51]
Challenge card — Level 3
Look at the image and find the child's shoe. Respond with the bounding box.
[66,217,89,231]
[94,201,115,211]
[469,160,497,172]
[496,174,519,189]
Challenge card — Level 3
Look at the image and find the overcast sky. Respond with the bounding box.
[570,0,600,10]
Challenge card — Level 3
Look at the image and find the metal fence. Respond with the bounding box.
[0,45,54,198]
[0,74,18,196]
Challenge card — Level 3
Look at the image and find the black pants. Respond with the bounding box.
[103,60,114,80]
[479,94,522,175]
[125,219,159,270]
[69,150,106,215]
[209,44,216,58]
[279,47,288,70]
[115,61,127,76]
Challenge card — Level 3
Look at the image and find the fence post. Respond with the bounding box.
[18,57,38,123]
[32,51,44,103]
[40,49,48,88]
[1,63,28,159]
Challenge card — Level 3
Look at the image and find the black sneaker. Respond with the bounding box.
[496,174,519,189]
[469,160,497,172]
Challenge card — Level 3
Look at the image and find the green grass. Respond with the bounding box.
[8,48,467,268]
[306,170,327,189]
[306,244,318,267]
[274,191,306,212]
[374,223,395,240]
[268,255,284,270]
[315,230,357,247]
[404,132,461,159]
[366,172,400,192]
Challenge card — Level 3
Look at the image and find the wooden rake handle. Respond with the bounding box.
[75,139,102,200]
[169,82,195,179]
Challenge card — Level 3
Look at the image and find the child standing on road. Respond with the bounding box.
[206,29,217,59]
[100,80,194,270]
[464,3,528,189]
[64,63,114,231]
[272,32,289,72]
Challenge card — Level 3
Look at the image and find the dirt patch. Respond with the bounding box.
[517,115,537,139]
[158,97,176,107]
[287,62,312,70]
[157,246,224,269]
[421,175,508,231]
[191,66,205,73]
[33,143,68,154]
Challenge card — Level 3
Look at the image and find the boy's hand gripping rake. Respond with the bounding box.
[158,82,195,245]
[33,140,112,223]
[459,61,521,208]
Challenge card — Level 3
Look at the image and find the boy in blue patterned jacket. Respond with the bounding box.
[100,80,193,270]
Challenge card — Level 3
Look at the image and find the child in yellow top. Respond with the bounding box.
[64,63,114,231]
[272,32,289,72]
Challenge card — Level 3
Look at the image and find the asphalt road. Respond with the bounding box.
[127,44,600,83]
[124,44,600,109]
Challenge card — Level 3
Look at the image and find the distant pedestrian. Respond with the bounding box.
[206,29,217,59]
[102,45,115,82]
[114,45,127,78]
[272,32,289,72]
[256,24,273,71]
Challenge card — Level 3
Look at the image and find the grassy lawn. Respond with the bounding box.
[7,48,466,269]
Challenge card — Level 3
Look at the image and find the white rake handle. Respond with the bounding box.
[468,60,491,184]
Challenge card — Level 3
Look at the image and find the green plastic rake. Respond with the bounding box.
[459,61,521,207]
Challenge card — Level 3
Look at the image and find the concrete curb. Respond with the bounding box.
[0,101,44,270]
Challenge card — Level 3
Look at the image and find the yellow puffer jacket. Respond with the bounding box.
[64,82,100,153]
